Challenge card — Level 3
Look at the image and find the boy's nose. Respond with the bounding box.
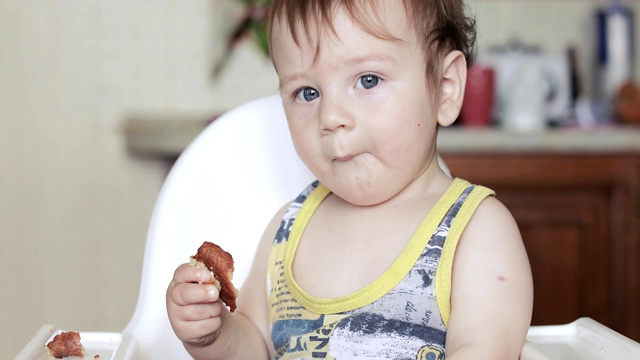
[318,96,353,135]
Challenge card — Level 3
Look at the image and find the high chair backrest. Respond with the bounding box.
[123,94,315,359]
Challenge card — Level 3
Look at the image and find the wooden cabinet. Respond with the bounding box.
[440,153,640,342]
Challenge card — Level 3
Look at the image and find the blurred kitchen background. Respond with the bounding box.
[2,0,640,357]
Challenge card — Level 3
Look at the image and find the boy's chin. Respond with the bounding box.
[331,184,397,207]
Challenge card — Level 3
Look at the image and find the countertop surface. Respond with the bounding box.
[437,126,640,154]
[122,116,640,159]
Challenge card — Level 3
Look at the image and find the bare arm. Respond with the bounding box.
[166,204,287,359]
[445,197,534,360]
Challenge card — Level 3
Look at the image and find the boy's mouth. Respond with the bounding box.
[334,154,356,162]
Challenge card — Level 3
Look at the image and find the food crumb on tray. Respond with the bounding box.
[46,331,85,358]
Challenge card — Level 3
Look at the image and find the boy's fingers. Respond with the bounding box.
[177,302,223,322]
[172,263,213,284]
[170,283,219,306]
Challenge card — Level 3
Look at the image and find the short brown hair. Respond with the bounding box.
[267,0,477,91]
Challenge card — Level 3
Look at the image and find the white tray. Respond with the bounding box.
[522,318,640,360]
[17,318,639,359]
[14,325,138,360]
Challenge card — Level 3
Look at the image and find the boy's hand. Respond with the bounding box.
[166,263,226,348]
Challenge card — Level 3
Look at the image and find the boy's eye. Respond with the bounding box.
[357,74,379,90]
[296,87,320,102]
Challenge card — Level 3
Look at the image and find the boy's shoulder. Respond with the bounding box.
[459,192,522,252]
[472,194,516,226]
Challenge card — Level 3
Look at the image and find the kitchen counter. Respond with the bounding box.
[438,126,640,154]
[122,116,640,159]
[122,116,213,159]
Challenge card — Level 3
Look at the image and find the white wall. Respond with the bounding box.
[0,0,278,357]
[2,0,639,357]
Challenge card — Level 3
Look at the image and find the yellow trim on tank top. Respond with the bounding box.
[435,184,494,326]
[283,178,472,314]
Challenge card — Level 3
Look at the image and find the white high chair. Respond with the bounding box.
[121,93,456,359]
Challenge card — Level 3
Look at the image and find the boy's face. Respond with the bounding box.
[271,2,442,206]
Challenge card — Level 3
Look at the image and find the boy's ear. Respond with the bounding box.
[437,50,467,127]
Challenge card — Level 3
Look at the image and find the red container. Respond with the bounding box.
[460,65,495,127]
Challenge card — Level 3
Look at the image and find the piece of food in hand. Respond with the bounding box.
[190,241,239,312]
[46,331,85,359]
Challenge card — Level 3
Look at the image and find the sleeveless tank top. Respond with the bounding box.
[267,178,494,359]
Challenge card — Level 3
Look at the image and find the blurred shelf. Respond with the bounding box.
[122,115,640,161]
[122,115,213,160]
[438,126,640,154]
